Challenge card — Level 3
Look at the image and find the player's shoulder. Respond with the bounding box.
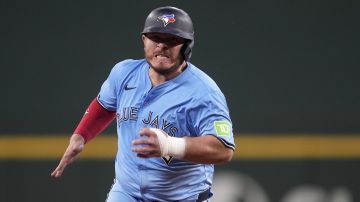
[111,58,147,73]
[186,63,229,108]
[107,58,147,79]
[187,63,223,95]
[103,58,147,84]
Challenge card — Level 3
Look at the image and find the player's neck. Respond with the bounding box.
[149,61,187,86]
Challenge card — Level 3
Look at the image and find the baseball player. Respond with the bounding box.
[51,6,235,202]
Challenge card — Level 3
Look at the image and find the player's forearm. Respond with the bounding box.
[181,135,234,164]
[133,128,234,164]
[74,98,116,143]
[71,133,86,144]
[51,133,85,178]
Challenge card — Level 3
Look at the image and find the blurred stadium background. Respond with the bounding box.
[1,0,359,201]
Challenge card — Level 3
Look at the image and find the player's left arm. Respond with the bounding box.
[132,128,234,164]
[182,134,234,164]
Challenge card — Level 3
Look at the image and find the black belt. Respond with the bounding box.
[196,188,211,202]
[152,188,211,202]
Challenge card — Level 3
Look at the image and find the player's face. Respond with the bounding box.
[142,33,186,75]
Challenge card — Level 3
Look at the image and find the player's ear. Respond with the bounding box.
[141,34,146,43]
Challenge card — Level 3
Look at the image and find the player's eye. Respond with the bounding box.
[146,34,160,42]
[168,38,183,46]
[146,34,184,47]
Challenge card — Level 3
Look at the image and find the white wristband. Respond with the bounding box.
[149,128,186,158]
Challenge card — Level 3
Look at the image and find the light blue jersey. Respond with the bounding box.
[98,59,235,201]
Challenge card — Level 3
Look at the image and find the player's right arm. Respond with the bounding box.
[51,98,116,178]
[51,60,133,178]
[51,133,85,178]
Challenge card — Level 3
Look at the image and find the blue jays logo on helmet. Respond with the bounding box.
[157,14,176,27]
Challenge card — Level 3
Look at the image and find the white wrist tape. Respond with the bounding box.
[149,128,186,158]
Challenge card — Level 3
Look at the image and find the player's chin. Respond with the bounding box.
[151,58,173,68]
[150,62,175,73]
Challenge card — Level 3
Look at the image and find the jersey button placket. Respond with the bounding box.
[143,92,153,106]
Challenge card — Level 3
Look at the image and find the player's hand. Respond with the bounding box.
[131,128,162,158]
[51,134,85,178]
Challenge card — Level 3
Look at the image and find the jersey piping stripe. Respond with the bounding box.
[210,135,236,150]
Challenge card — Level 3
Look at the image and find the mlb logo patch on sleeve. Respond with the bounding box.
[214,121,231,136]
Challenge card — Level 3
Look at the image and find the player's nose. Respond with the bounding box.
[156,41,168,49]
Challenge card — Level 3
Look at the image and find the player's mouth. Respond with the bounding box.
[155,54,169,59]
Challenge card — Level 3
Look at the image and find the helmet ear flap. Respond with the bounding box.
[181,40,194,61]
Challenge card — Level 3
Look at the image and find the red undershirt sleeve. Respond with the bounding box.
[73,98,116,143]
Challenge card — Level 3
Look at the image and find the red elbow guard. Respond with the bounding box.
[74,98,116,143]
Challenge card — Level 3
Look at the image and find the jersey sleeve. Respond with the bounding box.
[97,62,123,111]
[189,91,235,150]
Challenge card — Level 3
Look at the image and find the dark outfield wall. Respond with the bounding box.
[1,0,359,134]
[1,1,360,202]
